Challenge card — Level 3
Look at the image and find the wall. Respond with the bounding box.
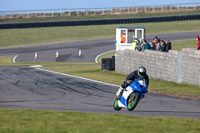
[116,48,200,85]
[116,49,181,83]
[182,48,200,86]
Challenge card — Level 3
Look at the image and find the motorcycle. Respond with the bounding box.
[113,78,148,111]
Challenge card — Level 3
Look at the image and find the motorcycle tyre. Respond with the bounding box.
[127,93,140,111]
[113,99,122,111]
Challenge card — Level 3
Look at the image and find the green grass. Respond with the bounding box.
[172,39,197,51]
[0,109,199,133]
[1,9,200,24]
[0,20,200,48]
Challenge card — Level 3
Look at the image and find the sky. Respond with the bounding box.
[1,0,200,11]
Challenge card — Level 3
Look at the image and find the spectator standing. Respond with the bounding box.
[143,40,151,50]
[149,42,154,50]
[160,40,166,52]
[165,40,171,52]
[136,40,142,51]
[132,38,138,51]
[195,36,200,50]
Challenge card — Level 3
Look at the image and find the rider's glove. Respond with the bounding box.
[121,80,128,88]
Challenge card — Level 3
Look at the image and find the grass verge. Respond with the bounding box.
[0,20,200,48]
[0,109,199,133]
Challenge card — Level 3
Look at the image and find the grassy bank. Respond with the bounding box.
[0,109,199,133]
[0,20,200,48]
[1,10,200,24]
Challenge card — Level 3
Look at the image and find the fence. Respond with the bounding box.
[0,3,200,20]
[1,14,200,29]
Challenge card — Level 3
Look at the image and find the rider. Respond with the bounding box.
[116,66,149,98]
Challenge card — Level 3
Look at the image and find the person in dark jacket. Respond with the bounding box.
[160,40,166,52]
[165,40,171,52]
[116,66,149,99]
[195,36,200,50]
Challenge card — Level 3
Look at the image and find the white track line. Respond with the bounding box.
[37,68,120,88]
[95,50,115,63]
[12,55,18,63]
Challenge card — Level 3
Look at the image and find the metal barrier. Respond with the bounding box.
[0,2,200,19]
[0,14,200,29]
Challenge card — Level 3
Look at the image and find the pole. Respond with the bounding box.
[10,11,12,19]
[52,9,54,17]
[2,11,5,19]
[69,9,71,16]
[44,9,46,17]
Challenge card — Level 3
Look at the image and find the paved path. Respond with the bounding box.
[0,66,199,118]
[0,31,199,62]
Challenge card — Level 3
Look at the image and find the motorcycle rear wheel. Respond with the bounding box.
[127,93,140,111]
[113,99,122,111]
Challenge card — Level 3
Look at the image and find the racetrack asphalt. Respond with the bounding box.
[0,66,199,118]
[0,31,200,119]
[0,31,199,63]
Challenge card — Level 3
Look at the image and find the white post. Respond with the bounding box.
[44,9,46,17]
[69,9,71,16]
[86,8,88,16]
[178,5,180,12]
[128,7,130,14]
[77,9,79,16]
[10,11,12,18]
[120,8,121,14]
[111,8,112,14]
[152,6,155,13]
[136,7,138,13]
[144,6,146,13]
[94,9,96,15]
[52,9,54,17]
[170,5,172,12]
[161,6,163,12]
[2,11,5,19]
[186,5,189,11]
[103,8,104,15]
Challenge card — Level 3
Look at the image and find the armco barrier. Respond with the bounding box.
[0,14,200,29]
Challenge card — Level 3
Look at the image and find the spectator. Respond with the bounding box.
[165,40,172,52]
[149,42,154,50]
[143,40,151,50]
[195,36,200,50]
[154,40,161,51]
[136,39,142,51]
[132,38,138,51]
[154,36,160,43]
[160,40,166,52]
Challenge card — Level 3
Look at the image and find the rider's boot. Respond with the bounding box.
[116,87,124,100]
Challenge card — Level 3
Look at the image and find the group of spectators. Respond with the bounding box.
[134,36,172,52]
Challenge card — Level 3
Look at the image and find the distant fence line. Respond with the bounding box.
[0,2,200,20]
[0,14,200,29]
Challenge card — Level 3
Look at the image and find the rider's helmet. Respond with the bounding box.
[138,66,146,78]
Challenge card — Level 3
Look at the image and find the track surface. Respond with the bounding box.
[0,66,199,118]
[0,31,199,62]
[0,31,200,119]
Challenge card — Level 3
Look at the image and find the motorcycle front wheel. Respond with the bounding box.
[127,93,140,111]
[113,99,122,111]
